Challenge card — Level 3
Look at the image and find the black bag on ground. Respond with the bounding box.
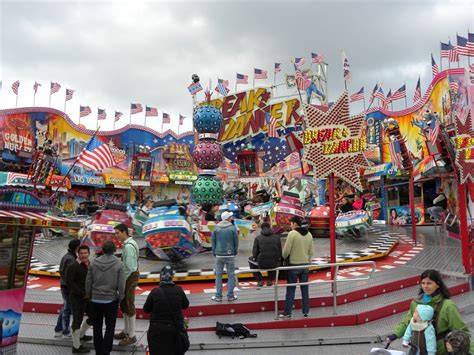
[215,322,257,339]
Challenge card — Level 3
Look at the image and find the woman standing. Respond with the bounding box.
[387,269,473,355]
[143,266,190,355]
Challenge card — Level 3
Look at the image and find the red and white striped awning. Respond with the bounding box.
[0,210,81,228]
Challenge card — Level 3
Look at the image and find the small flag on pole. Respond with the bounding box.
[65,88,75,101]
[467,32,474,54]
[369,83,379,103]
[431,54,439,77]
[294,64,311,90]
[162,112,171,124]
[11,80,19,95]
[413,77,421,102]
[77,135,117,171]
[350,87,364,102]
[33,82,41,94]
[254,68,268,79]
[449,81,459,94]
[215,79,230,96]
[80,105,92,117]
[115,111,123,122]
[50,82,61,95]
[145,106,158,117]
[294,57,305,68]
[97,108,107,120]
[264,111,278,138]
[389,84,406,102]
[441,42,459,62]
[236,73,249,84]
[187,81,203,95]
[131,103,143,114]
[274,63,282,74]
[456,34,470,56]
[311,52,324,64]
[342,50,351,82]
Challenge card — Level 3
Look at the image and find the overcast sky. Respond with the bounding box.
[1,0,473,134]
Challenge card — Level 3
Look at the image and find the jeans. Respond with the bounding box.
[427,206,444,221]
[90,300,119,355]
[214,256,236,299]
[54,287,71,335]
[284,267,310,315]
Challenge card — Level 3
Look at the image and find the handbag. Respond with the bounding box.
[158,288,190,353]
[279,257,290,281]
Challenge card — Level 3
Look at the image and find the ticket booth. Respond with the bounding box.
[0,211,80,353]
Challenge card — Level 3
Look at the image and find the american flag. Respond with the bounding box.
[162,112,170,124]
[33,82,41,94]
[468,32,474,54]
[389,84,406,102]
[294,65,311,90]
[369,83,379,103]
[413,77,421,102]
[50,82,61,95]
[187,82,203,95]
[294,57,305,68]
[342,50,351,82]
[215,81,229,96]
[77,135,117,171]
[146,106,158,117]
[274,63,282,74]
[65,88,75,101]
[97,108,107,120]
[456,34,470,56]
[218,78,229,88]
[131,103,143,114]
[389,140,402,168]
[449,81,459,94]
[236,73,248,84]
[440,41,459,62]
[265,111,278,138]
[374,86,386,103]
[179,114,185,125]
[427,120,440,146]
[431,54,439,77]
[311,52,324,64]
[11,80,19,95]
[254,68,268,79]
[385,89,392,105]
[80,105,92,117]
[115,111,123,122]
[350,87,364,102]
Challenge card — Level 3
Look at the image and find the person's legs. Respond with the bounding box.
[70,295,86,350]
[299,269,310,315]
[226,257,236,299]
[214,257,224,300]
[54,309,63,335]
[103,300,119,355]
[427,206,443,221]
[118,271,139,345]
[91,302,104,355]
[267,270,276,286]
[283,269,297,316]
[61,287,72,336]
[248,258,262,286]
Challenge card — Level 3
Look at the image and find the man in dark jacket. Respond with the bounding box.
[66,245,93,353]
[85,240,125,355]
[211,211,239,302]
[248,223,282,287]
[143,266,190,354]
[54,239,80,338]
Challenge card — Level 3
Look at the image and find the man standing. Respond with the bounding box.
[66,245,93,353]
[54,239,80,338]
[279,216,314,319]
[85,240,125,355]
[113,223,139,346]
[211,211,239,302]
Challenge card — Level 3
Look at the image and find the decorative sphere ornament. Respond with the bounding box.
[192,139,223,169]
[191,176,223,205]
[192,74,200,83]
[193,106,223,134]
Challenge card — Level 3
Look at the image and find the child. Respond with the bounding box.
[402,304,436,355]
[445,330,471,355]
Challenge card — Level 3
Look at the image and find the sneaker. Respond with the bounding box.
[211,296,222,302]
[54,331,62,338]
[303,313,309,318]
[80,335,93,342]
[227,295,238,302]
[266,280,273,287]
[118,335,137,347]
[62,332,72,339]
[114,331,127,340]
[257,280,264,288]
[72,345,90,353]
[278,313,291,320]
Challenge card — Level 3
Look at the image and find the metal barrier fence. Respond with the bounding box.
[235,261,376,320]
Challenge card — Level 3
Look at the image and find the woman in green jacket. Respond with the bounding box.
[387,269,473,355]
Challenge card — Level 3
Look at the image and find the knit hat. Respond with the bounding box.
[415,304,434,321]
[68,239,81,253]
[221,211,234,221]
[445,330,471,353]
[160,265,174,285]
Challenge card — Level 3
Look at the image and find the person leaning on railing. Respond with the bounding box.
[386,269,473,355]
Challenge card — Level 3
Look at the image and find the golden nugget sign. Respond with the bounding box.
[204,88,302,143]
[304,126,366,155]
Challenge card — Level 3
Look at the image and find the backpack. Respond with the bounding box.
[215,322,257,339]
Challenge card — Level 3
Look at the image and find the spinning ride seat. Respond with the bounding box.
[272,191,305,232]
[335,209,372,236]
[307,206,330,238]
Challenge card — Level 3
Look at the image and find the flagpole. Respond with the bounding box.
[64,99,67,114]
[235,75,237,94]
[33,92,36,107]
[78,107,81,126]
[404,82,408,109]
[129,110,132,126]
[144,113,147,127]
[15,94,18,108]
[448,37,451,70]
[113,118,116,131]
[48,82,51,107]
[439,44,443,72]
[363,96,366,112]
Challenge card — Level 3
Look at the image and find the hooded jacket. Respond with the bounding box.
[282,226,314,265]
[211,220,239,256]
[394,293,473,355]
[252,227,282,269]
[402,304,436,355]
[85,254,125,302]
